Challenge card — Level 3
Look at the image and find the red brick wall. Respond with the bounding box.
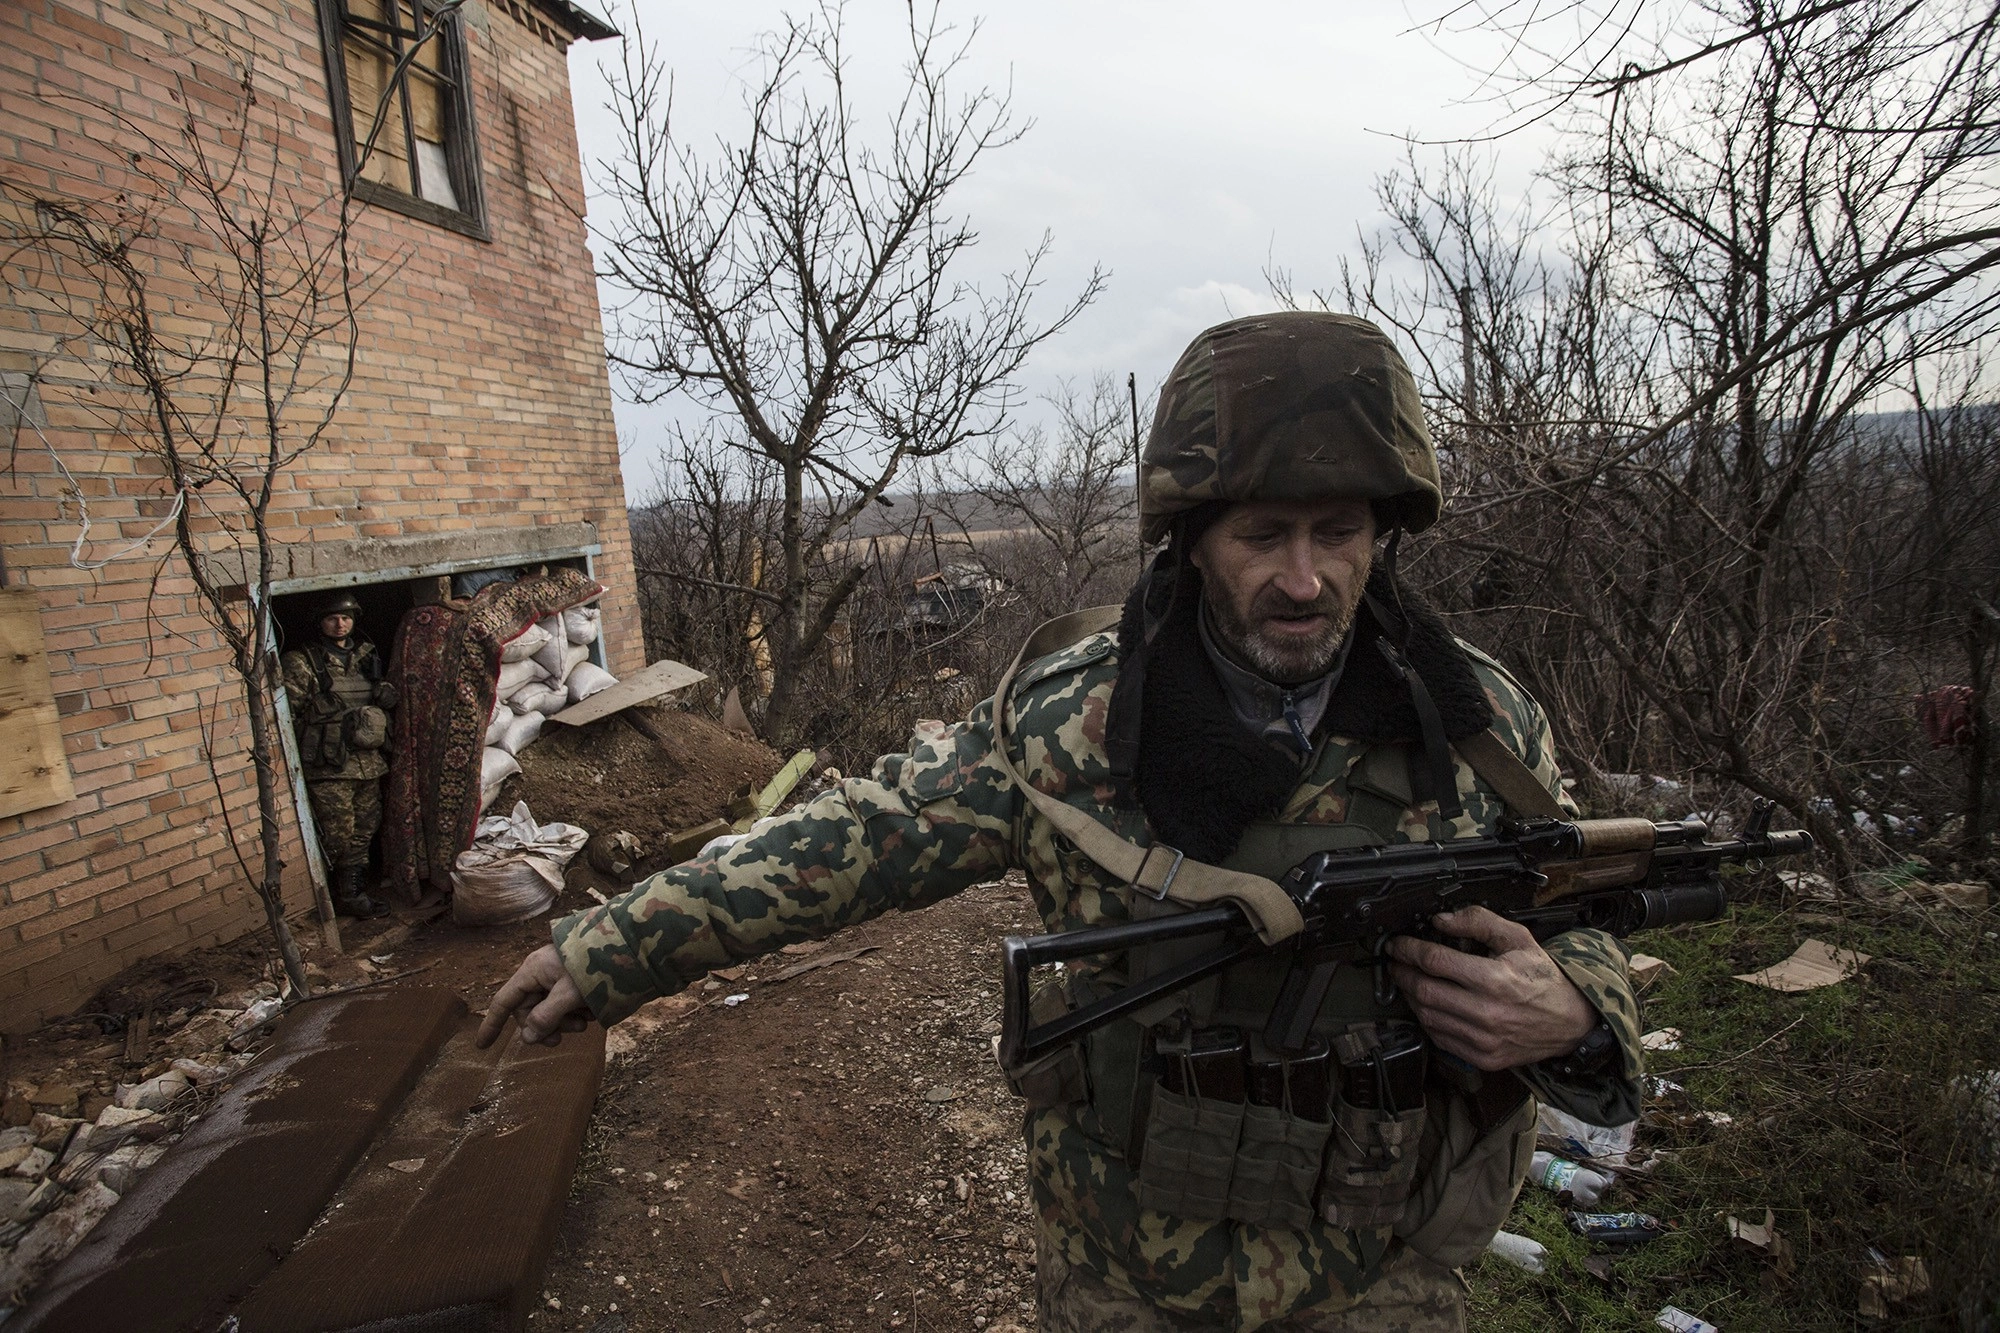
[0,0,638,1030]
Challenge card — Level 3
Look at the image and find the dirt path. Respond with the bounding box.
[525,877,1045,1333]
[3,706,1052,1328]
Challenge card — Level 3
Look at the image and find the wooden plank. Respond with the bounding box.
[547,658,707,728]
[0,587,76,820]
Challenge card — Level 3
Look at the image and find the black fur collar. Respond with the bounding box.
[1328,568,1493,745]
[1109,564,1492,861]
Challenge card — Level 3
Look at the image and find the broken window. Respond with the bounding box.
[317,0,486,235]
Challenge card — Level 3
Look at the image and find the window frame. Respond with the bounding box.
[315,0,491,240]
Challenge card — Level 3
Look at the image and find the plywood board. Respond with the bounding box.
[547,658,708,728]
[0,587,77,819]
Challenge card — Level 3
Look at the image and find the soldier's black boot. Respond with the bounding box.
[331,864,391,920]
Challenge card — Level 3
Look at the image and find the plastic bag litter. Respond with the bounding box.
[478,746,521,814]
[499,622,552,665]
[494,709,544,756]
[451,801,585,925]
[531,615,570,680]
[567,663,618,703]
[563,606,600,645]
[1486,1231,1546,1274]
[496,657,546,699]
[1539,1103,1636,1168]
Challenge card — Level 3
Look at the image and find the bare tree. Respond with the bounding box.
[596,1,1102,744]
[630,434,784,707]
[937,375,1143,628]
[0,23,406,995]
[1281,0,2000,875]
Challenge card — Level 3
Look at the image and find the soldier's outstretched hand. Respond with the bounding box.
[1383,906,1597,1071]
[476,944,594,1048]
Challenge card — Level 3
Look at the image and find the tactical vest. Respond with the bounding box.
[993,608,1550,1269]
[296,642,388,775]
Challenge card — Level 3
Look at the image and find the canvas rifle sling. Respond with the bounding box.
[990,608,1306,946]
[1452,728,1565,818]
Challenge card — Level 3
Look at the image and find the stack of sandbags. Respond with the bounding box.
[476,609,622,811]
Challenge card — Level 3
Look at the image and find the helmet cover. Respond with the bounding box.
[1140,311,1442,545]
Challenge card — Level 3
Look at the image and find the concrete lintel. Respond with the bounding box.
[201,522,603,592]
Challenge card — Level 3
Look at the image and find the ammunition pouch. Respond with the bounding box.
[1228,1101,1330,1231]
[1322,1090,1426,1229]
[1007,978,1090,1110]
[300,712,348,771]
[1135,1083,1244,1221]
[344,705,390,752]
[1393,1079,1536,1269]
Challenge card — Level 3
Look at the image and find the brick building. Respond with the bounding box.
[0,0,637,1029]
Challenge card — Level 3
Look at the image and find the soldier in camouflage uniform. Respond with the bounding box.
[281,591,395,919]
[480,314,1643,1331]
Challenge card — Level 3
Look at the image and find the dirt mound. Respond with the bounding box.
[498,704,784,873]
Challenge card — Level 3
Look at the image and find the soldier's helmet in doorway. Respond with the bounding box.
[315,590,364,621]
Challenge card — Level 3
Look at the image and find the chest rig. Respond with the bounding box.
[295,641,387,772]
[992,607,1557,1253]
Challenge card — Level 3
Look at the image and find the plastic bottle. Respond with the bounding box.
[1485,1230,1547,1274]
[1529,1150,1612,1205]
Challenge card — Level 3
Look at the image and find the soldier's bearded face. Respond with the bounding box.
[1191,498,1375,685]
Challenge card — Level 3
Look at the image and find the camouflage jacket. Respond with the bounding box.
[552,629,1644,1328]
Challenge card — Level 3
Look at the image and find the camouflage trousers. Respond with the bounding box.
[1035,1232,1464,1333]
[305,777,381,869]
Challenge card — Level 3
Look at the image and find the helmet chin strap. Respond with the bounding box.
[1362,528,1465,828]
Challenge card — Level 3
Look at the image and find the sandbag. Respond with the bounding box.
[483,702,510,747]
[494,709,544,756]
[567,663,618,704]
[562,607,600,646]
[531,615,569,680]
[478,746,521,814]
[500,622,552,665]
[562,643,590,677]
[452,801,586,926]
[497,657,546,699]
[513,684,567,716]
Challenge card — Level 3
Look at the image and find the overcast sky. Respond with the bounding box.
[563,2,1559,502]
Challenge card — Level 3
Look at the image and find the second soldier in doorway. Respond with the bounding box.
[479,313,1643,1330]
[281,591,396,919]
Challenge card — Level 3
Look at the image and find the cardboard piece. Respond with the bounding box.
[1732,938,1870,992]
[546,658,706,728]
[1857,1257,1929,1319]
[720,686,755,737]
[1725,1208,1795,1279]
[0,587,76,819]
[1628,953,1676,989]
[1901,881,1990,910]
[1778,869,1837,901]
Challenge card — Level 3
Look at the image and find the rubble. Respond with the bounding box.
[0,1182,120,1298]
[0,984,268,1311]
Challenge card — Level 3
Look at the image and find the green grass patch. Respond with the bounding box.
[1470,889,2000,1332]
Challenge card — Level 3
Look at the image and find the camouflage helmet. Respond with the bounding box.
[1140,312,1443,545]
[315,590,363,620]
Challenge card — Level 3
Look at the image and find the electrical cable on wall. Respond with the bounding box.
[4,384,190,571]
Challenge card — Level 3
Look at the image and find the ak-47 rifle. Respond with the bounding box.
[999,803,1813,1070]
